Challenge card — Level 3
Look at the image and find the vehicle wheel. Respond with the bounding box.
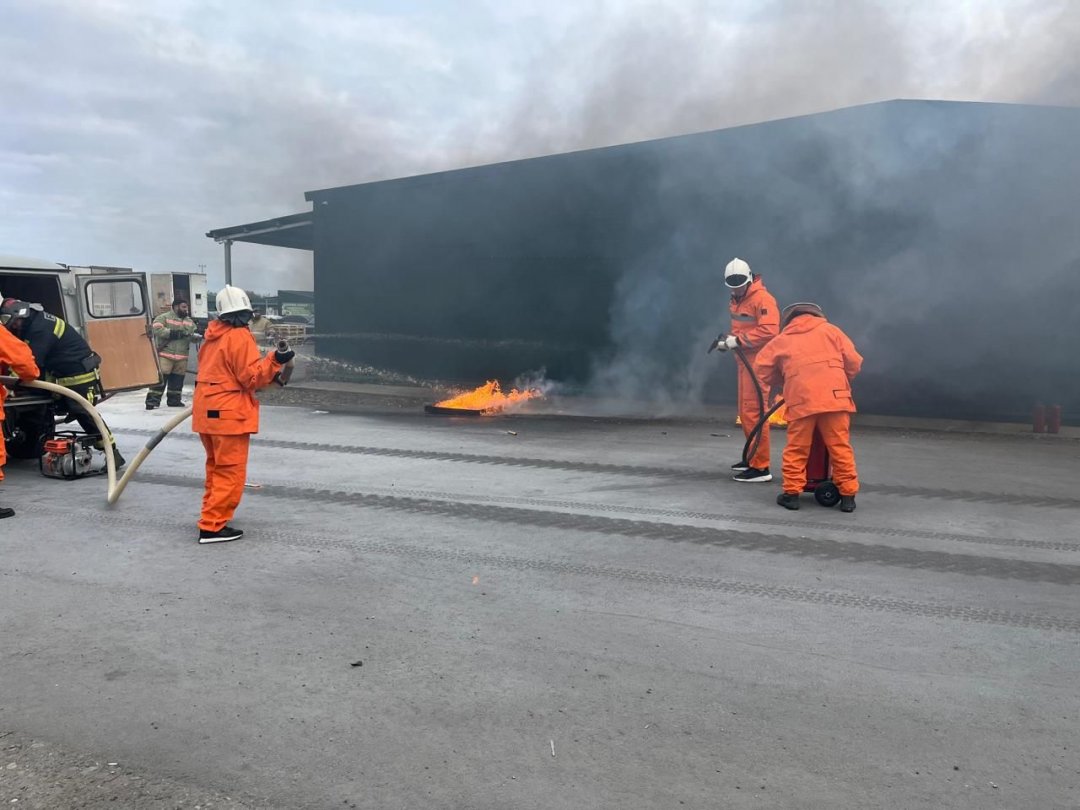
[814,481,841,508]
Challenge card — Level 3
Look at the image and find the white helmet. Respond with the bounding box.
[216,285,252,316]
[724,257,753,289]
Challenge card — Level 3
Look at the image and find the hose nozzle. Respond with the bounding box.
[273,339,295,387]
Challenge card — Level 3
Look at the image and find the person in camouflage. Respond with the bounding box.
[146,297,200,410]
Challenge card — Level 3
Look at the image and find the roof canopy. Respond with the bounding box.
[205,211,312,250]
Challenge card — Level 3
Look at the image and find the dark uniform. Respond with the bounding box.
[16,307,123,466]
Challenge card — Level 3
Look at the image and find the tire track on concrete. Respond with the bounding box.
[337,485,1079,553]
[15,502,1080,634]
[130,472,1080,586]
[119,428,1080,510]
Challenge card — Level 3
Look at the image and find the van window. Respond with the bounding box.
[0,273,64,316]
[84,279,145,318]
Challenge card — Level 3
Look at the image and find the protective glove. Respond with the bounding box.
[274,347,296,364]
[713,334,736,352]
[192,332,203,342]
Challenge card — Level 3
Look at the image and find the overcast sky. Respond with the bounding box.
[2,0,1077,293]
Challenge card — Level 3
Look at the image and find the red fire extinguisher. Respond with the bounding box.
[1047,405,1062,435]
[1033,403,1046,433]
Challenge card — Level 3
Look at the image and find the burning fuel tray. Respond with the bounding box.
[424,404,487,416]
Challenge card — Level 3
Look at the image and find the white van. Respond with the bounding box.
[1,255,161,456]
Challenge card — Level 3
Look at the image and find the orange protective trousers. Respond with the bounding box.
[737,356,770,470]
[782,411,858,496]
[0,432,7,482]
[198,433,251,532]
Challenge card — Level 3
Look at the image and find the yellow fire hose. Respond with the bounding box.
[2,343,293,506]
[0,376,188,504]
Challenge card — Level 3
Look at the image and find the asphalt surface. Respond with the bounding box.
[2,390,1078,809]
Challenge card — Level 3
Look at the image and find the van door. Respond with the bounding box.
[189,274,209,319]
[76,273,161,392]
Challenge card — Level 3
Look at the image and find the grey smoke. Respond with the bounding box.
[5,0,1080,296]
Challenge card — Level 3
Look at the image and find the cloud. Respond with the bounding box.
[0,0,1077,300]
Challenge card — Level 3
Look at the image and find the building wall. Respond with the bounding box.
[311,100,1080,422]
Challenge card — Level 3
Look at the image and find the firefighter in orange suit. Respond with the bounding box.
[0,303,41,519]
[713,258,780,482]
[193,285,294,544]
[753,302,863,513]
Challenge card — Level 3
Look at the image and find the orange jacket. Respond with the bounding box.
[729,277,779,352]
[753,314,863,421]
[0,326,40,421]
[192,320,283,435]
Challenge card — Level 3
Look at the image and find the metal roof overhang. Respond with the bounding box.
[205,211,313,250]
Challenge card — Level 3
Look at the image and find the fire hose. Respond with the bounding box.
[708,336,783,468]
[1,340,295,506]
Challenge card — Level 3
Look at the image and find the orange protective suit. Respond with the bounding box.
[0,327,41,481]
[753,313,863,495]
[193,319,283,532]
[728,277,779,469]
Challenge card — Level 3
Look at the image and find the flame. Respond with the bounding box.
[735,403,788,428]
[435,380,541,414]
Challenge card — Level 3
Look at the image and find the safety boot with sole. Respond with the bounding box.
[776,492,800,510]
[840,495,856,513]
[733,467,772,483]
[199,526,244,544]
[730,460,749,472]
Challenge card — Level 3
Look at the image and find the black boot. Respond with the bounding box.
[166,374,186,407]
[776,492,800,510]
[0,505,14,520]
[840,495,856,513]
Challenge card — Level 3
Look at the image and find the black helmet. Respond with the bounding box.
[0,299,34,329]
[780,302,825,328]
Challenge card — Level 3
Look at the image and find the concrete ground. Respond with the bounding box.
[1,388,1078,809]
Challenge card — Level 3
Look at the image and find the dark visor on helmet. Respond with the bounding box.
[725,273,749,288]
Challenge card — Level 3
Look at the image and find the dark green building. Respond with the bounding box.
[209,100,1080,423]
